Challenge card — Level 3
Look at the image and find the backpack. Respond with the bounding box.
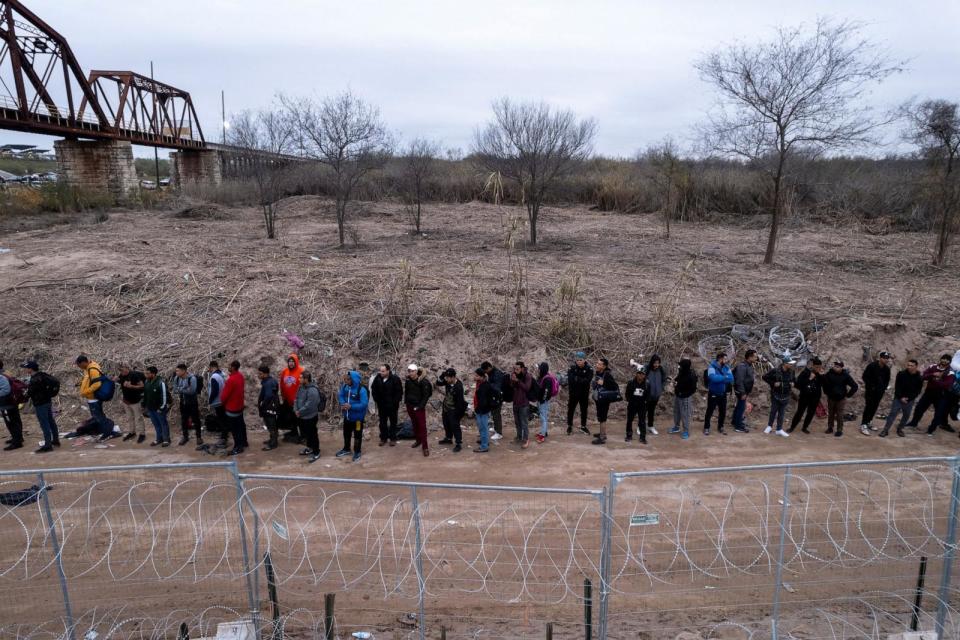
[89,368,115,402]
[702,368,710,388]
[193,374,205,394]
[4,375,27,405]
[317,390,328,413]
[43,373,60,398]
[527,376,541,403]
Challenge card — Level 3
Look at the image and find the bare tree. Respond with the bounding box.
[283,91,394,246]
[473,98,596,246]
[903,99,960,266]
[228,107,296,239]
[640,138,689,238]
[695,18,900,264]
[401,138,440,234]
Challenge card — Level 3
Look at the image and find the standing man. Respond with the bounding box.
[22,361,59,452]
[174,364,203,447]
[473,368,494,453]
[880,358,923,438]
[591,358,619,445]
[371,364,403,447]
[704,352,734,436]
[76,355,118,441]
[670,358,698,440]
[566,353,593,436]
[404,364,433,457]
[143,366,171,446]
[207,361,227,448]
[278,354,304,443]
[822,360,859,437]
[732,350,758,433]
[762,357,796,438]
[294,371,322,462]
[790,357,824,434]
[117,364,146,443]
[625,366,650,444]
[860,351,892,435]
[644,355,667,436]
[480,361,506,441]
[908,355,957,435]
[220,360,247,455]
[337,370,369,462]
[257,365,280,450]
[509,362,533,448]
[436,368,467,452]
[0,360,24,451]
[535,362,559,443]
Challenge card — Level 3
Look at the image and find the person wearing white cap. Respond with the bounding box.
[404,364,433,456]
[761,357,796,437]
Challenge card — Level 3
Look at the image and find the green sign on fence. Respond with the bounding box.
[629,513,660,526]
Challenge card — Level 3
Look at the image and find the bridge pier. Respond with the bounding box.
[170,150,222,188]
[54,139,139,202]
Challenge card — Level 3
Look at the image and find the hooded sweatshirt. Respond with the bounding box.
[338,371,370,421]
[279,353,304,406]
[646,356,667,398]
[537,362,558,403]
[674,359,697,398]
[221,369,246,415]
[294,382,322,419]
[762,366,796,402]
[79,360,105,401]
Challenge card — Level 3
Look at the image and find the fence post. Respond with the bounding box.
[411,486,427,640]
[597,475,615,640]
[936,456,960,638]
[771,465,792,640]
[38,472,76,640]
[230,461,259,630]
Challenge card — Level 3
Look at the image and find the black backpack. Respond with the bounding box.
[193,374,205,394]
[41,372,60,398]
[317,390,328,413]
[527,376,541,403]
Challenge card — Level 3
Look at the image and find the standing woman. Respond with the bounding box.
[591,358,620,445]
[645,355,667,435]
[535,362,559,444]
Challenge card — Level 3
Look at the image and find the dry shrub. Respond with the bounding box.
[0,187,43,215]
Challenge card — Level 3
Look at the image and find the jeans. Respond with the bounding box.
[88,400,115,436]
[407,405,428,452]
[861,390,884,425]
[704,394,727,431]
[342,418,364,454]
[909,392,940,427]
[147,408,170,442]
[883,398,915,432]
[121,401,146,436]
[490,402,503,435]
[626,403,646,439]
[300,416,320,455]
[513,404,530,442]
[673,396,692,433]
[732,394,748,429]
[790,395,819,431]
[377,403,399,442]
[476,412,490,449]
[538,399,551,436]
[827,398,846,432]
[567,392,589,428]
[34,403,58,445]
[926,397,952,434]
[767,397,789,431]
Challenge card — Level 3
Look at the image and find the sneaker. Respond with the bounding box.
[682,431,689,440]
[308,453,321,463]
[942,424,957,433]
[775,429,789,438]
[423,449,430,457]
[718,428,726,435]
[536,434,545,444]
[335,449,351,457]
[378,440,387,447]
[136,434,146,443]
[859,425,871,436]
[897,429,905,437]
[834,429,843,438]
[150,440,161,447]
[162,441,171,447]
[591,436,605,445]
[262,442,278,451]
[826,427,834,434]
[566,426,573,435]
[649,427,658,435]
[734,427,749,433]
[474,447,489,453]
[453,444,462,453]
[122,433,135,442]
[703,429,710,436]
[625,435,633,442]
[927,431,935,437]
[639,438,647,445]
[868,424,879,431]
[490,433,503,441]
[35,446,53,453]
[521,440,529,449]
[879,430,888,438]
[411,441,421,448]
[299,447,312,455]
[352,452,362,462]
[579,426,591,435]
[669,426,681,434]
[389,440,397,447]
[438,438,453,445]
[763,426,773,434]
[178,435,189,446]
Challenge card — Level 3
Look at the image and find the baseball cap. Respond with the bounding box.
[407,363,419,372]
[878,351,891,359]
[20,360,39,371]
[833,360,844,367]
[574,351,586,359]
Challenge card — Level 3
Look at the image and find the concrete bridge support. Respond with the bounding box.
[54,139,139,202]
[171,149,222,188]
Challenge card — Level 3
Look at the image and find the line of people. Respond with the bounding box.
[1,348,959,457]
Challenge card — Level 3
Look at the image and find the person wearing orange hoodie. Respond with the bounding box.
[278,353,304,443]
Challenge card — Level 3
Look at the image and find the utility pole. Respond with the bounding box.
[151,61,161,189]
[221,90,226,144]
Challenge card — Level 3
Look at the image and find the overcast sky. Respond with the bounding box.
[5,0,960,158]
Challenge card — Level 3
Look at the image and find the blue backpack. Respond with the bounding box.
[90,368,116,402]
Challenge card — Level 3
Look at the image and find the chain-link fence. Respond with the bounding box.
[1,458,959,640]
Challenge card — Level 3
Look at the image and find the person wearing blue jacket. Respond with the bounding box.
[337,370,369,461]
[704,352,734,435]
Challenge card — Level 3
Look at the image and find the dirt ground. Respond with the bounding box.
[0,198,958,485]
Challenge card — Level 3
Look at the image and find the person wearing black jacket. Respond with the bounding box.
[822,361,859,437]
[22,360,60,453]
[880,359,923,438]
[480,361,506,441]
[436,368,467,452]
[762,358,796,437]
[566,352,593,436]
[372,364,404,446]
[789,358,823,434]
[257,365,280,451]
[860,352,892,434]
[625,367,650,444]
[591,358,619,445]
[473,368,494,453]
[669,358,698,439]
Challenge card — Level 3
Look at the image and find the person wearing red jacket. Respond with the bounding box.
[908,354,957,435]
[278,353,304,443]
[220,360,248,454]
